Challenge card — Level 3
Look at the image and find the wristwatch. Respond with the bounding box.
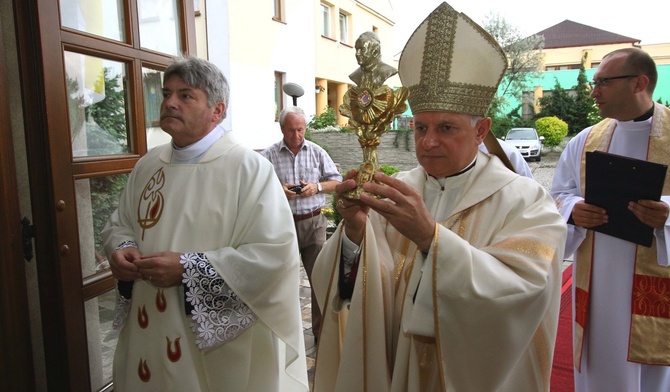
[316,182,323,193]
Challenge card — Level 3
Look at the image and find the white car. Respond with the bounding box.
[503,127,544,162]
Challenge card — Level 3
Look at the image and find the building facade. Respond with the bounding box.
[513,21,670,118]
[196,0,399,149]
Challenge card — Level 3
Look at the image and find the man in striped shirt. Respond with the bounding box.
[262,106,342,341]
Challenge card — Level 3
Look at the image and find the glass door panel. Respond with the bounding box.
[85,289,119,391]
[142,67,171,149]
[64,52,131,158]
[138,0,181,55]
[75,174,128,279]
[60,0,126,42]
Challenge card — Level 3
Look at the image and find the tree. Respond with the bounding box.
[88,67,128,142]
[536,77,575,127]
[571,56,596,133]
[66,68,131,255]
[483,13,544,119]
[536,55,599,134]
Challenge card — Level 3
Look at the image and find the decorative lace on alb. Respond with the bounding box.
[116,240,138,250]
[180,252,258,351]
[111,240,138,329]
[112,295,131,330]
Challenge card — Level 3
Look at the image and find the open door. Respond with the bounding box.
[13,0,196,389]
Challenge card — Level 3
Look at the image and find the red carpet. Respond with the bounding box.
[551,264,574,392]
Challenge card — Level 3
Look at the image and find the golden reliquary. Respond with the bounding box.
[339,31,409,199]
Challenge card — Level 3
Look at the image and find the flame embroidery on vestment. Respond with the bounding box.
[166,337,182,362]
[138,358,151,382]
[138,305,148,329]
[138,168,165,240]
[156,289,167,312]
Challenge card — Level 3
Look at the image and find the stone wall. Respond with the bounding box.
[310,130,418,174]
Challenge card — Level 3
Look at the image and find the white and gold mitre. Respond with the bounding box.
[398,2,507,116]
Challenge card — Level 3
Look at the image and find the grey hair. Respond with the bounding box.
[278,106,307,127]
[469,115,484,127]
[164,55,230,119]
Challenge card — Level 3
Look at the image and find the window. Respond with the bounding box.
[142,68,163,128]
[521,91,534,120]
[546,64,582,71]
[64,52,130,157]
[339,12,349,44]
[60,0,125,41]
[275,72,284,121]
[138,0,182,55]
[320,3,331,37]
[273,0,285,21]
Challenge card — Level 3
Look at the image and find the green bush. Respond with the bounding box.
[535,116,568,147]
[308,107,338,129]
[380,165,399,176]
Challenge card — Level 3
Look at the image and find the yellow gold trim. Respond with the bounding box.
[313,224,344,376]
[531,320,552,388]
[629,315,670,364]
[495,237,556,262]
[362,230,368,391]
[429,222,447,391]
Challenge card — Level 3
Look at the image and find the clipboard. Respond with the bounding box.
[585,151,667,247]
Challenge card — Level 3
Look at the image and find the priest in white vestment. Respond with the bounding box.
[551,48,670,392]
[479,139,534,178]
[102,56,308,391]
[312,3,568,391]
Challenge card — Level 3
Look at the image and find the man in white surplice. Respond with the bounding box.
[551,48,670,392]
[311,3,568,391]
[479,139,533,178]
[102,56,308,392]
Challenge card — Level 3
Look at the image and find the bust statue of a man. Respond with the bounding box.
[348,31,398,89]
[339,31,408,199]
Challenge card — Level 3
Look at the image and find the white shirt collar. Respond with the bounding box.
[171,124,225,164]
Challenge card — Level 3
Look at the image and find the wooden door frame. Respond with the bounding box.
[12,0,198,390]
[0,7,35,391]
[13,0,78,389]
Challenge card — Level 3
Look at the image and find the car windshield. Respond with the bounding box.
[507,129,536,140]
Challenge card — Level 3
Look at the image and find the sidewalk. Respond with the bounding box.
[299,266,317,389]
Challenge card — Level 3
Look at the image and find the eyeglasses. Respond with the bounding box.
[588,75,639,89]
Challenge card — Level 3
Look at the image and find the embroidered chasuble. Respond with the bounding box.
[103,132,308,391]
[313,152,567,391]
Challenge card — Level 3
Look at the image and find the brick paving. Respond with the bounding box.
[299,265,317,389]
